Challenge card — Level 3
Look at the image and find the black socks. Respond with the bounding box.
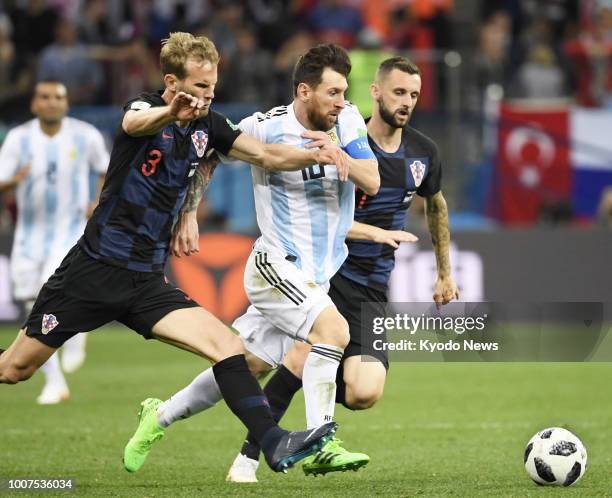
[213,354,284,453]
[241,365,303,459]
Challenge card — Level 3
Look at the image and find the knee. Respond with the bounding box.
[311,313,350,349]
[249,364,271,380]
[245,352,273,379]
[216,332,245,359]
[344,386,383,410]
[332,317,350,349]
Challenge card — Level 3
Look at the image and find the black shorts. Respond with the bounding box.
[24,245,199,348]
[328,272,389,370]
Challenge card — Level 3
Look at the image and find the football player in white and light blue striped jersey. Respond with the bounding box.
[240,99,374,285]
[0,81,109,404]
[134,44,379,478]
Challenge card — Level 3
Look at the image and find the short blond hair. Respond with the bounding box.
[160,32,219,79]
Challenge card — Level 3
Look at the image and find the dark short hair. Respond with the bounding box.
[376,56,421,80]
[292,44,351,96]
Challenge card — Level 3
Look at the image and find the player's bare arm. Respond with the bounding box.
[122,92,205,137]
[347,221,418,249]
[342,156,378,195]
[302,130,379,194]
[424,191,459,306]
[171,152,220,257]
[227,132,349,179]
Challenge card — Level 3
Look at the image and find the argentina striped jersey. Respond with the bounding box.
[238,102,376,285]
[0,117,109,265]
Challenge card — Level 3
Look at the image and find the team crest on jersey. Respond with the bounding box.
[327,129,340,145]
[41,314,59,335]
[191,130,208,158]
[409,160,426,187]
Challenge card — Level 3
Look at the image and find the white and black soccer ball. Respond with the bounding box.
[524,427,587,487]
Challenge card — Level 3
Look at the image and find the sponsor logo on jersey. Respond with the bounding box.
[41,314,59,334]
[191,130,208,158]
[409,160,426,187]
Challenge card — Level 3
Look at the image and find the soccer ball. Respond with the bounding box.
[524,427,587,486]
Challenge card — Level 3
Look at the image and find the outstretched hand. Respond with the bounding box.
[169,92,205,122]
[373,229,418,249]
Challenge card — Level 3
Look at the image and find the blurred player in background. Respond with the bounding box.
[0,32,343,473]
[0,80,108,404]
[123,43,380,475]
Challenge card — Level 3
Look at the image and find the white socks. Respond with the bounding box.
[40,352,68,390]
[61,334,87,373]
[157,367,222,428]
[156,344,344,431]
[302,344,343,429]
[62,333,86,355]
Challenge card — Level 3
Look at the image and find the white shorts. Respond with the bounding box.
[234,305,296,369]
[238,249,334,365]
[11,251,67,301]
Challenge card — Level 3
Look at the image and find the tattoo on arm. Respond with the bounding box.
[181,159,218,213]
[425,192,451,278]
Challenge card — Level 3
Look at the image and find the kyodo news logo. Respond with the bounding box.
[389,242,483,301]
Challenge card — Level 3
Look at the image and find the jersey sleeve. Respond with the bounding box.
[122,93,158,113]
[417,142,442,197]
[209,111,242,156]
[338,103,376,160]
[213,112,266,164]
[87,127,110,175]
[0,129,23,182]
[236,113,267,142]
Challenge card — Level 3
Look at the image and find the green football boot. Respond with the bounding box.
[123,398,165,473]
[302,438,370,476]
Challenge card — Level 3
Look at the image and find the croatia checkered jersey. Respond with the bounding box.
[79,91,241,272]
[0,117,109,264]
[339,124,442,292]
[237,101,376,285]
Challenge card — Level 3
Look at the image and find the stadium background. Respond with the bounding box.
[1,0,612,496]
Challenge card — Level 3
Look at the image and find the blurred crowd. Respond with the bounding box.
[468,0,612,112]
[0,0,610,119]
[0,0,454,121]
[0,0,610,231]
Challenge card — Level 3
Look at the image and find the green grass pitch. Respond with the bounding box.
[2,326,612,497]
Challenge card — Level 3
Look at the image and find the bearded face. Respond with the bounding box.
[306,93,341,131]
[302,67,348,131]
[374,69,422,129]
[378,94,411,129]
